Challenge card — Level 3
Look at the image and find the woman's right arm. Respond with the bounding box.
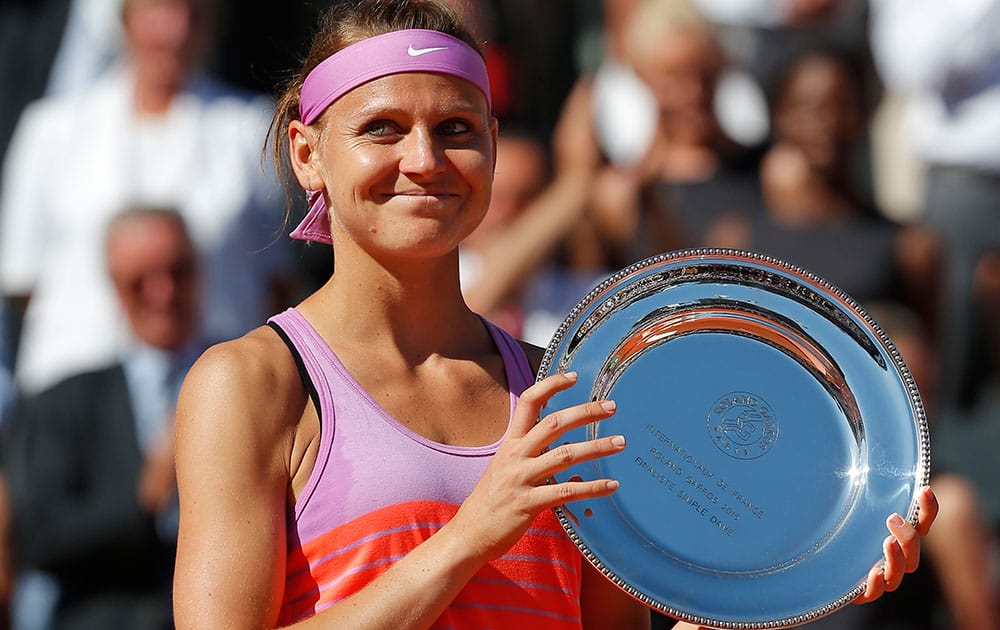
[172,333,298,628]
[173,334,627,630]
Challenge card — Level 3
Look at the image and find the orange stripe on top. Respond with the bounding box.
[278,501,582,627]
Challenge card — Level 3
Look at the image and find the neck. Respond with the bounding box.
[132,68,185,115]
[301,249,485,361]
[134,84,176,116]
[645,126,728,183]
[651,143,719,182]
[767,181,857,227]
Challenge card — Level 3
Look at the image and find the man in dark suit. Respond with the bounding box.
[8,207,202,630]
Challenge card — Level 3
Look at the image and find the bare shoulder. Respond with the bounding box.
[173,325,305,628]
[177,325,306,465]
[186,325,299,390]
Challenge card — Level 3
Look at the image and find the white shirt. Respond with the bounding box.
[693,0,867,27]
[121,337,198,540]
[121,338,198,454]
[693,0,795,27]
[0,66,291,393]
[870,0,1000,171]
[44,0,124,97]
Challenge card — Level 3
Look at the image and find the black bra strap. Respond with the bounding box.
[267,320,322,423]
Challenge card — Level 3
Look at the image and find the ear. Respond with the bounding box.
[288,120,324,192]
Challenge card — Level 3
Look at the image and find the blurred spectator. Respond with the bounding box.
[460,130,550,336]
[0,304,11,429]
[869,0,1000,412]
[579,0,658,169]
[705,48,940,323]
[0,0,293,395]
[933,250,1000,546]
[7,207,203,630]
[460,78,606,346]
[872,301,999,630]
[43,0,125,97]
[0,0,124,201]
[805,301,1000,629]
[0,0,125,213]
[0,0,70,167]
[471,0,583,139]
[0,475,9,630]
[692,0,872,146]
[978,253,1000,393]
[584,0,765,270]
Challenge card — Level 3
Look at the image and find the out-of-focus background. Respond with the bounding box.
[0,1,997,628]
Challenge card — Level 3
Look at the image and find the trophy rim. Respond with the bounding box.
[538,247,932,629]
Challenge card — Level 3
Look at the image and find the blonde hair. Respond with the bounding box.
[623,0,715,65]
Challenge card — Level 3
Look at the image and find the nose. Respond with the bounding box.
[142,271,179,308]
[671,74,709,109]
[141,2,196,49]
[397,127,447,177]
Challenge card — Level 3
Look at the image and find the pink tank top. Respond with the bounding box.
[267,308,583,627]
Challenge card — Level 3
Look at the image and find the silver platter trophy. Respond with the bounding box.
[538,249,930,629]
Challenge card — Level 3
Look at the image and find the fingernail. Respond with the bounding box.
[564,371,578,381]
[610,435,625,447]
[606,480,620,490]
[600,400,617,413]
[888,513,904,528]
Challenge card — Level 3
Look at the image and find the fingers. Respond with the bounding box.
[886,512,921,574]
[881,485,937,580]
[532,477,622,512]
[854,487,936,606]
[881,533,907,592]
[521,395,623,482]
[512,371,621,453]
[524,404,625,509]
[529,432,626,484]
[856,533,905,604]
[505,371,626,503]
[521,396,619,456]
[854,561,887,604]
[915,485,938,537]
[508,372,581,437]
[855,534,903,605]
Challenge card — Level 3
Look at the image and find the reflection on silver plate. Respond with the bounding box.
[538,249,930,629]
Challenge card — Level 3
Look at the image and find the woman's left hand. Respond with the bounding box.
[854,485,939,604]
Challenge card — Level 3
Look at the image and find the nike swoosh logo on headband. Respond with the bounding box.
[407,44,448,56]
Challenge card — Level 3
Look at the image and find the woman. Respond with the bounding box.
[172,2,936,628]
[704,47,939,323]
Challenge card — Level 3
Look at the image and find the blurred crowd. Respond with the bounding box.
[0,0,997,628]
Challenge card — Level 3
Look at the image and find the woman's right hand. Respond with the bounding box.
[449,371,626,561]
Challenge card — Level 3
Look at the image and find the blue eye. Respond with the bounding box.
[439,119,472,135]
[363,120,398,137]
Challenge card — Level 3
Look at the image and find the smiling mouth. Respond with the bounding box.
[378,191,462,213]
[380,191,460,205]
[391,190,455,197]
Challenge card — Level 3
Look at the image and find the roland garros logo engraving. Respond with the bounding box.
[708,392,779,460]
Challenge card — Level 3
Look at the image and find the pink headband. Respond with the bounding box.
[291,29,492,245]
